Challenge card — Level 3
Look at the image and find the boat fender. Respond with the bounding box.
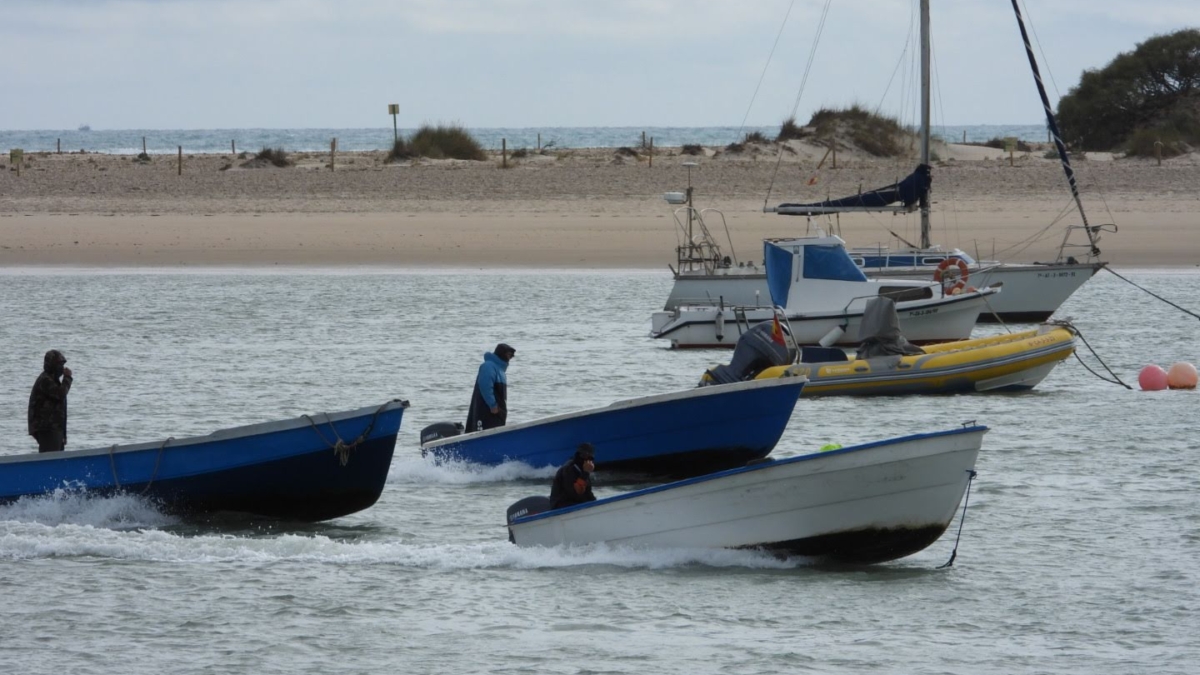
[715,311,725,341]
[818,325,845,347]
[420,421,465,445]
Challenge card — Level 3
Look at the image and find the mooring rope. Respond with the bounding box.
[108,436,174,493]
[141,437,173,493]
[1068,324,1133,389]
[1103,267,1200,321]
[302,400,396,467]
[938,469,977,569]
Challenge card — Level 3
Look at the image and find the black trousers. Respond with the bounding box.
[35,428,66,453]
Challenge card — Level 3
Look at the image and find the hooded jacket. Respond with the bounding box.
[465,351,509,432]
[28,350,72,438]
[549,457,596,510]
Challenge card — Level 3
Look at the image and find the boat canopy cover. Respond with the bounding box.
[776,164,932,214]
[765,240,869,308]
[856,296,926,358]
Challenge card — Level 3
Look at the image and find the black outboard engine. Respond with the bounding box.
[420,421,464,445]
[701,320,797,386]
[506,496,552,543]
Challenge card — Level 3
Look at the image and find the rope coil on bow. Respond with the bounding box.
[303,400,396,467]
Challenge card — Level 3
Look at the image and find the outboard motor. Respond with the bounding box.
[420,421,464,445]
[701,320,797,385]
[506,496,553,543]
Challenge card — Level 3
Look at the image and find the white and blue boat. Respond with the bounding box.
[0,400,409,521]
[507,424,986,565]
[420,377,805,478]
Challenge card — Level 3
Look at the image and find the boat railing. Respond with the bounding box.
[672,206,740,275]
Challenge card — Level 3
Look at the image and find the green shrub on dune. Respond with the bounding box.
[409,124,487,161]
[807,105,907,157]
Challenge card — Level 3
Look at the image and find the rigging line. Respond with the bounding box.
[1018,0,1063,100]
[736,0,798,142]
[1103,267,1200,321]
[764,0,833,209]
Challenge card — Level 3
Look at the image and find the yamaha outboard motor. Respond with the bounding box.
[856,296,926,358]
[420,421,464,445]
[506,495,552,543]
[701,320,797,385]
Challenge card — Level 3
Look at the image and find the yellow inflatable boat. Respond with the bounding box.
[701,323,1077,397]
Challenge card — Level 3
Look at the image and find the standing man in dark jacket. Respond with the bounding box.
[28,349,73,453]
[466,343,515,432]
[550,443,597,510]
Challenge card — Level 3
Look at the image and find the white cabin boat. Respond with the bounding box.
[652,234,999,349]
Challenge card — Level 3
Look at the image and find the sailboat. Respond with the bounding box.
[661,0,1112,324]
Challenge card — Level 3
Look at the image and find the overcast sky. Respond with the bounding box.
[2,0,1196,130]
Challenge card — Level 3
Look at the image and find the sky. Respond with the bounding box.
[1,0,1196,130]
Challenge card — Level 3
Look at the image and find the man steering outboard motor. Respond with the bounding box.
[700,320,797,385]
[856,296,926,359]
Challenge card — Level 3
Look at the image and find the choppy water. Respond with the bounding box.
[1,267,1198,674]
[1,124,1049,155]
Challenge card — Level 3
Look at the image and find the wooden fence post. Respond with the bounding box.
[57,138,61,154]
[649,137,653,167]
[538,133,541,151]
[502,138,507,168]
[178,146,182,175]
[830,139,837,169]
[1155,140,1163,166]
[331,137,337,170]
[232,140,236,155]
[143,137,147,155]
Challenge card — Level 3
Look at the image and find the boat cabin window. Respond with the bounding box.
[921,257,946,265]
[878,286,934,302]
[850,257,865,267]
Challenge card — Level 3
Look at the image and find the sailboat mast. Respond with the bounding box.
[919,0,932,250]
[1008,0,1099,261]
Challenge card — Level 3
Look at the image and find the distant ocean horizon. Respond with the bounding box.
[2,124,1050,155]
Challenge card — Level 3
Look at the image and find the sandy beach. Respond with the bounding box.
[2,142,1197,267]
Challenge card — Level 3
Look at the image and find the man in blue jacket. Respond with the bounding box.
[466,343,515,432]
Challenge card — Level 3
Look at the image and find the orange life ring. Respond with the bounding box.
[931,257,969,283]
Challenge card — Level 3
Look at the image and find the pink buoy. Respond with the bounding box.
[1138,365,1169,391]
[1167,362,1198,389]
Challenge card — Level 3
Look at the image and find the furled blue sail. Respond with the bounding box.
[775,164,931,215]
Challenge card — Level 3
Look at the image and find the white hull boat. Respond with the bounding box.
[665,258,1100,324]
[652,234,999,349]
[507,424,986,565]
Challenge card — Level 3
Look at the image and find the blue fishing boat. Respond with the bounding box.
[0,400,409,521]
[419,377,805,477]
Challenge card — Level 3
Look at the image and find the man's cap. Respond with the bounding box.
[494,343,516,357]
[575,442,595,460]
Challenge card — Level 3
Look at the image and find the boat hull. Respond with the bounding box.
[422,378,806,477]
[0,400,408,521]
[652,290,992,349]
[509,426,986,564]
[752,325,1077,396]
[665,260,1102,323]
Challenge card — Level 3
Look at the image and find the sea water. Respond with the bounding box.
[1,267,1197,674]
[0,124,1050,155]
